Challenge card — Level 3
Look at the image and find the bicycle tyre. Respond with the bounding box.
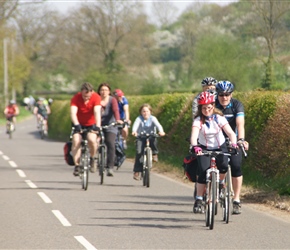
[8,123,12,139]
[142,153,147,187]
[205,192,209,227]
[82,151,90,190]
[224,169,231,223]
[145,149,152,188]
[99,146,106,185]
[209,173,217,230]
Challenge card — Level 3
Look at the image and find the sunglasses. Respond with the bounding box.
[218,93,231,97]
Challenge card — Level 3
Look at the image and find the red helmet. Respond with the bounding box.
[198,91,215,105]
[113,89,124,97]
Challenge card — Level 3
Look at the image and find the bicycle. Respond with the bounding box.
[6,116,15,139]
[98,122,121,184]
[70,127,91,190]
[196,148,237,230]
[38,116,47,139]
[136,132,160,188]
[220,141,247,222]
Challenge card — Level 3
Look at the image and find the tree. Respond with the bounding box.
[151,0,178,28]
[239,0,290,89]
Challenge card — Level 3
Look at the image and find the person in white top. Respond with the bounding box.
[190,91,238,213]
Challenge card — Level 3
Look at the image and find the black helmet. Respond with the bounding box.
[201,77,217,87]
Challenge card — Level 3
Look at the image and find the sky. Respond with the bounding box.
[46,0,236,21]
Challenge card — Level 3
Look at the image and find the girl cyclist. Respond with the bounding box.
[190,91,238,213]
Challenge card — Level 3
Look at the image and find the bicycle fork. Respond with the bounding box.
[205,157,220,204]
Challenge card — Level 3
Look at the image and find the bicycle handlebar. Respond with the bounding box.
[135,133,160,139]
[238,142,247,158]
[101,122,124,130]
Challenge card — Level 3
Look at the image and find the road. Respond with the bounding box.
[0,117,289,249]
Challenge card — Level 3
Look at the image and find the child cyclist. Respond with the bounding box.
[190,91,238,213]
[131,104,165,180]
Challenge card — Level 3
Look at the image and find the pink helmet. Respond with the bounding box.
[198,91,215,105]
[113,89,124,97]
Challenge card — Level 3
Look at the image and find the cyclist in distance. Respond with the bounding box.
[215,80,249,214]
[70,82,101,176]
[131,103,165,180]
[4,100,20,132]
[97,83,123,177]
[192,77,217,116]
[33,97,51,134]
[190,91,238,213]
[113,88,131,149]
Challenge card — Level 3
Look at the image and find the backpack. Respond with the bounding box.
[64,141,75,166]
[114,140,126,168]
[182,155,198,182]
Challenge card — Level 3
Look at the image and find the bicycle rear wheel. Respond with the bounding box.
[99,146,106,185]
[209,173,217,230]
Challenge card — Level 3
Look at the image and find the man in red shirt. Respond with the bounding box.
[4,100,20,132]
[70,82,101,176]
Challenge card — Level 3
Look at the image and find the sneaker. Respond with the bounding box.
[133,172,140,181]
[193,199,204,214]
[123,140,127,150]
[153,154,158,162]
[89,157,96,173]
[73,166,79,176]
[233,201,242,214]
[107,168,114,177]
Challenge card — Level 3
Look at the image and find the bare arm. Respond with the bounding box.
[223,123,237,145]
[70,106,79,125]
[236,116,245,140]
[123,104,130,122]
[190,126,200,146]
[94,105,101,127]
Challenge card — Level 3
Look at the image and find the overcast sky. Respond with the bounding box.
[47,0,235,20]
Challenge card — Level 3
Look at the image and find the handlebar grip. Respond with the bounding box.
[239,144,247,158]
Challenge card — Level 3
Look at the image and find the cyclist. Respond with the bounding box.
[215,80,249,214]
[192,77,217,116]
[190,91,238,213]
[131,103,165,180]
[33,97,51,134]
[113,89,131,149]
[70,82,101,176]
[4,100,20,133]
[97,83,123,177]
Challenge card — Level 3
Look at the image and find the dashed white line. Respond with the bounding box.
[16,169,26,178]
[25,180,37,188]
[2,155,9,160]
[9,161,17,168]
[52,210,71,227]
[74,236,97,250]
[0,151,3,155]
[37,192,52,203]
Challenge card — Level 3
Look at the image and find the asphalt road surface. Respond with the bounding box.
[0,117,289,249]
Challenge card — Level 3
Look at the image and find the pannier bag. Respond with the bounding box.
[64,141,75,166]
[115,141,126,168]
[182,155,198,182]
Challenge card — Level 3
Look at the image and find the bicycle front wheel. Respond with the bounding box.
[145,149,152,188]
[142,154,147,187]
[80,152,89,190]
[209,173,217,230]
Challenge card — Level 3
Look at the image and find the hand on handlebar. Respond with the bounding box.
[92,124,100,132]
[238,139,249,151]
[159,131,166,136]
[74,124,82,133]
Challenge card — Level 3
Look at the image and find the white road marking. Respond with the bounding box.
[25,180,37,188]
[52,210,71,227]
[2,155,9,160]
[37,192,52,203]
[0,151,3,155]
[74,236,97,250]
[16,169,26,178]
[9,161,17,168]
